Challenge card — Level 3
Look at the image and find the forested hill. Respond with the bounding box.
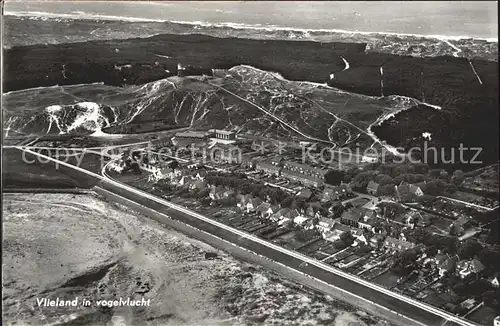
[4,32,498,167]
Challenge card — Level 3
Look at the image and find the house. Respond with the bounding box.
[322,186,335,202]
[351,228,368,244]
[433,253,448,267]
[335,183,353,199]
[284,209,300,220]
[460,298,476,310]
[209,185,225,200]
[305,205,316,217]
[437,255,459,277]
[416,213,433,227]
[396,182,424,201]
[405,210,423,226]
[223,189,236,198]
[190,180,207,191]
[383,236,416,252]
[194,170,207,181]
[323,223,351,242]
[458,259,485,279]
[237,194,253,208]
[317,217,336,233]
[454,216,473,228]
[340,208,363,227]
[297,188,313,200]
[491,273,500,288]
[255,202,271,216]
[355,207,376,231]
[293,215,309,226]
[246,198,263,213]
[264,205,280,218]
[178,175,196,186]
[359,218,378,232]
[303,219,316,230]
[362,208,377,220]
[370,234,386,248]
[270,208,291,222]
[367,181,380,195]
[323,230,342,242]
[278,217,292,226]
[448,223,465,236]
[322,183,353,202]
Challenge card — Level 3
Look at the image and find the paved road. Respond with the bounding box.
[437,195,495,211]
[14,146,478,326]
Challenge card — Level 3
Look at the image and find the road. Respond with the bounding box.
[14,146,479,326]
[437,195,495,211]
[341,56,350,71]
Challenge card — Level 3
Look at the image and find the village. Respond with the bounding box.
[108,129,500,325]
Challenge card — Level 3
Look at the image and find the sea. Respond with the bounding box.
[3,1,498,41]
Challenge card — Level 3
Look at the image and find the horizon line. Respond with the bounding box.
[4,11,498,43]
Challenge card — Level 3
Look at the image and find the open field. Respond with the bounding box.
[2,148,83,189]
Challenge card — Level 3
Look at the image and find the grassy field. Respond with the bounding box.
[2,148,84,189]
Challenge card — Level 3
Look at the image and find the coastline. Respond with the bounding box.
[5,11,498,43]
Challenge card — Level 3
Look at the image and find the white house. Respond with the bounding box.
[209,185,225,200]
[293,215,309,226]
[317,217,336,233]
[195,170,207,181]
[491,275,500,288]
[237,194,253,208]
[278,217,291,226]
[270,208,290,222]
[264,205,280,218]
[458,259,485,279]
[255,202,271,216]
[246,198,263,213]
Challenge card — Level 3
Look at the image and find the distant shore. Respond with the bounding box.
[6,11,498,42]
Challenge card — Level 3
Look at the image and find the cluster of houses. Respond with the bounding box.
[420,251,490,282]
[235,195,320,228]
[366,180,425,200]
[321,183,354,202]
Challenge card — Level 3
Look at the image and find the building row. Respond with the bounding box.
[255,157,327,188]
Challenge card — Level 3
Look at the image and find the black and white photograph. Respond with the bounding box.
[1,1,499,325]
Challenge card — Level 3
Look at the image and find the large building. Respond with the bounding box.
[209,129,236,140]
[280,169,323,188]
[281,161,326,180]
[255,160,281,176]
[174,131,210,141]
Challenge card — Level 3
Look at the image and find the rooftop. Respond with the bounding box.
[210,129,235,135]
[175,131,209,138]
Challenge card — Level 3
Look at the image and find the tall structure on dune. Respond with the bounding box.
[420,70,425,102]
[380,66,384,97]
